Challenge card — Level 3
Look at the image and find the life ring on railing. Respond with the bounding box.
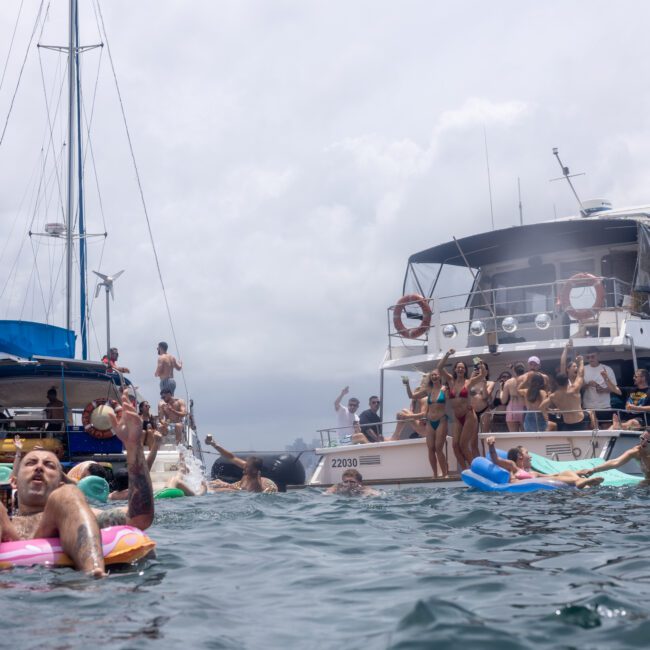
[393,293,432,339]
[81,398,122,439]
[558,273,605,321]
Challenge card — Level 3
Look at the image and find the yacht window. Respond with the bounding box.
[492,264,556,317]
[559,260,595,279]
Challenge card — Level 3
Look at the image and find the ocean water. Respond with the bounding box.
[2,486,650,649]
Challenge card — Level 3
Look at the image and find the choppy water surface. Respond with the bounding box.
[2,486,650,649]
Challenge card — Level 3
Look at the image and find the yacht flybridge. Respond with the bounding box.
[310,202,650,487]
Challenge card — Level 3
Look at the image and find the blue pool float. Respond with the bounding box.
[461,457,571,493]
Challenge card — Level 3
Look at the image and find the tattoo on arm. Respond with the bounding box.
[95,508,128,528]
[127,452,154,527]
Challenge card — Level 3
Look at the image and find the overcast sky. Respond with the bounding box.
[1,1,650,452]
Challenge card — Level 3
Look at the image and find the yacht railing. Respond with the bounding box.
[317,407,641,447]
[388,276,643,353]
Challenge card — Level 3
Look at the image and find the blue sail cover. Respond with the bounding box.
[0,320,76,359]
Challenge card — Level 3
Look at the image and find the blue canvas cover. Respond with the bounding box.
[0,321,76,359]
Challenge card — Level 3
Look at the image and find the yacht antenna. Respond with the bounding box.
[517,177,523,225]
[93,270,124,359]
[483,126,495,230]
[550,147,587,217]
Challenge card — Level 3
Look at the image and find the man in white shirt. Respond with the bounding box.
[334,387,360,444]
[582,346,621,426]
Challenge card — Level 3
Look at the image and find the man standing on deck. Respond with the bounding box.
[334,387,360,444]
[582,346,621,426]
[45,387,65,432]
[359,396,383,442]
[155,341,182,396]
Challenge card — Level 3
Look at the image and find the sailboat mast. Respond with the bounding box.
[65,0,77,339]
[75,1,88,359]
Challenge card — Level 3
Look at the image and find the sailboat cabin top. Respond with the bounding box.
[388,207,650,359]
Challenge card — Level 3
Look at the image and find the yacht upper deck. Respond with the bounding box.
[384,209,650,368]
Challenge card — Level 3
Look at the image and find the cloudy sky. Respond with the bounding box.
[1,1,650,451]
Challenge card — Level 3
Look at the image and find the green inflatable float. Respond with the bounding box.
[154,487,185,499]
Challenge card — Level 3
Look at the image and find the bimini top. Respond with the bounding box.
[408,212,648,269]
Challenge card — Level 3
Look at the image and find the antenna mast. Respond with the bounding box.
[550,147,587,218]
[483,126,495,230]
[65,0,77,337]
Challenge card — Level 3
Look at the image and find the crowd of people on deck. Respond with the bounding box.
[333,341,650,478]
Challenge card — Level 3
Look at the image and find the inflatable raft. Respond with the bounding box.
[0,525,155,569]
[461,457,571,493]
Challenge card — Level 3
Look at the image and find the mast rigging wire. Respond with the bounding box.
[0,0,46,148]
[0,0,25,95]
[95,0,188,396]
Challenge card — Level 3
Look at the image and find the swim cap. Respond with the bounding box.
[77,475,110,504]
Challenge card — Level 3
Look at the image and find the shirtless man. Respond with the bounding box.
[203,435,278,493]
[155,341,182,396]
[158,388,187,444]
[580,429,650,485]
[325,468,380,497]
[540,356,595,430]
[45,387,65,432]
[0,389,153,577]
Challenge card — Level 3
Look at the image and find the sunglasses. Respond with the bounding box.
[371,400,380,404]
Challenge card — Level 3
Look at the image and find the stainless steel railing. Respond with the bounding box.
[388,276,641,352]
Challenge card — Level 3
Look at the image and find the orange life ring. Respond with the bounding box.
[559,273,605,321]
[81,398,122,440]
[393,294,432,339]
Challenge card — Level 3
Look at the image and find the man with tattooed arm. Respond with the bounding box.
[0,389,153,578]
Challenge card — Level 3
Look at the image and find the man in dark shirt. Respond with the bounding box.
[613,368,650,430]
[359,396,383,442]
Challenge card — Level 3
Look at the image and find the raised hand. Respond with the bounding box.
[13,435,22,452]
[110,389,143,449]
[341,386,349,395]
[486,435,496,446]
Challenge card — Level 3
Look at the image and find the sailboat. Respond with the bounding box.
[0,0,190,482]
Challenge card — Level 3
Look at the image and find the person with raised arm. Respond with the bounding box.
[484,436,603,488]
[204,436,278,493]
[0,389,153,577]
[438,349,481,471]
[402,366,449,478]
[333,386,360,444]
[540,356,595,430]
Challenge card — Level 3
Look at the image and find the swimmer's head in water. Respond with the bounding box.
[244,456,264,478]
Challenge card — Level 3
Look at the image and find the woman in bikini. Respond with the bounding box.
[392,375,429,441]
[469,362,495,433]
[402,368,449,478]
[438,348,479,471]
[485,436,603,488]
[519,372,548,432]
